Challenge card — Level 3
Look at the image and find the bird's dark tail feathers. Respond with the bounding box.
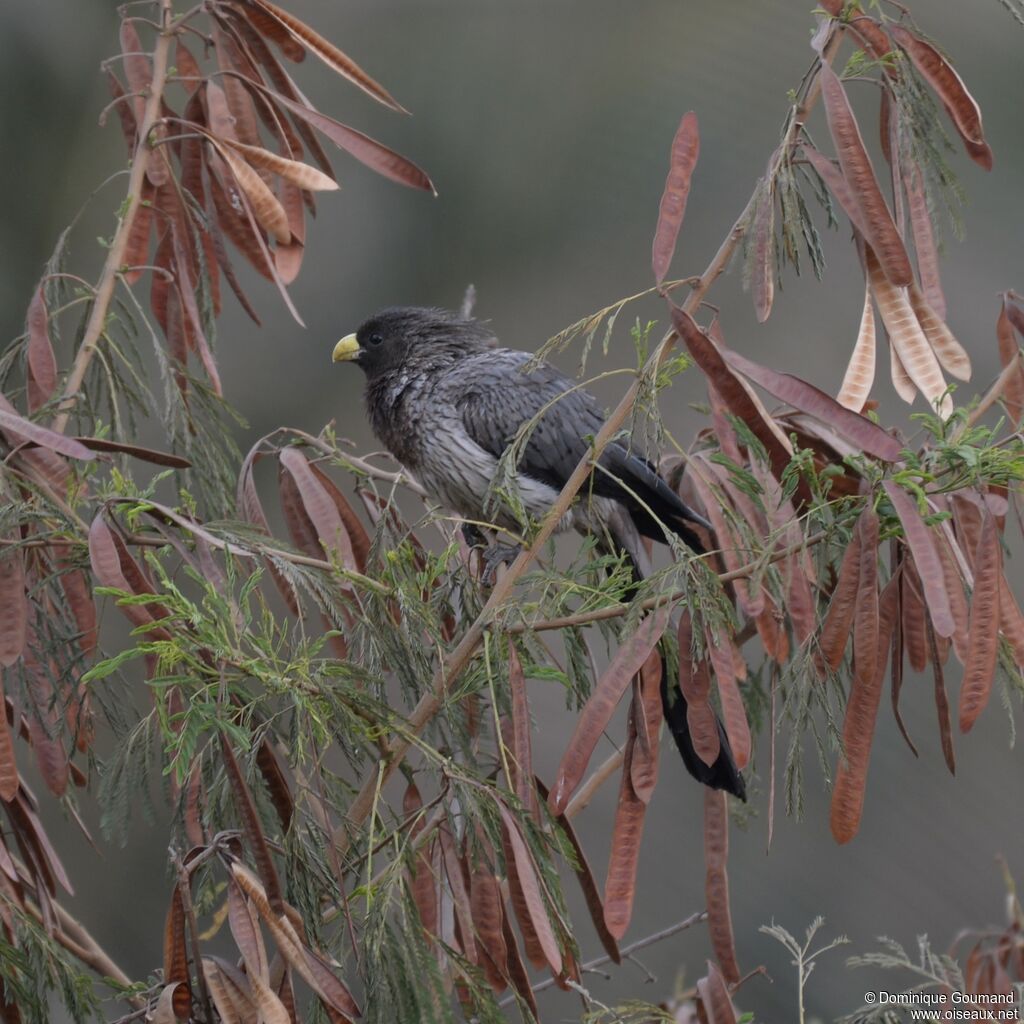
[659,668,747,800]
[598,446,711,556]
[614,540,746,801]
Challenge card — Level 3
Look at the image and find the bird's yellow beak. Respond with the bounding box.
[332,333,361,363]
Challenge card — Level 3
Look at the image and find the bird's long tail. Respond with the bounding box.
[610,519,746,801]
[659,663,746,800]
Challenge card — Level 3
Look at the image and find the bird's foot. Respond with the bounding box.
[461,523,489,550]
[459,525,520,585]
[480,541,522,586]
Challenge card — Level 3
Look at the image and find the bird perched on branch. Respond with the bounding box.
[333,305,745,799]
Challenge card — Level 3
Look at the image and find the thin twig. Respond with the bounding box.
[43,272,96,292]
[107,1007,152,1024]
[363,802,447,894]
[278,427,428,496]
[53,0,175,432]
[118,525,393,594]
[506,528,830,634]
[170,851,214,1024]
[497,911,707,1007]
[19,886,144,1010]
[97,89,145,126]
[950,349,1024,442]
[564,746,624,820]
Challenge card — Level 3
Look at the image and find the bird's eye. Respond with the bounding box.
[369,333,384,347]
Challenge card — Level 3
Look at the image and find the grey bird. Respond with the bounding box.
[333,306,745,799]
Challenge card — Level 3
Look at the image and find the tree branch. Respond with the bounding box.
[564,746,625,819]
[506,528,831,634]
[497,910,707,1007]
[21,886,143,1010]
[52,0,175,433]
[950,349,1024,442]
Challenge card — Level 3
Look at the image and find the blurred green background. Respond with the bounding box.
[3,1,1023,1019]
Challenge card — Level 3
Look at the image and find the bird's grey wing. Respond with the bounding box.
[453,351,605,490]
[454,350,708,548]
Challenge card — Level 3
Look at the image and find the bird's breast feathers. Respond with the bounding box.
[414,424,572,532]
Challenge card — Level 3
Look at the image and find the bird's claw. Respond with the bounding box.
[459,525,519,585]
[461,523,489,549]
[480,541,522,586]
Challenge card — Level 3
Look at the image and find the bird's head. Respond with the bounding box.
[332,306,495,378]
